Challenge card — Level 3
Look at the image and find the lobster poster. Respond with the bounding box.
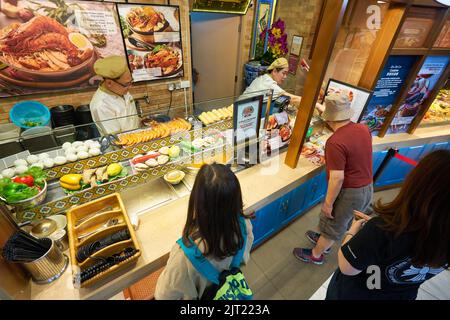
[0,0,126,98]
[117,4,184,82]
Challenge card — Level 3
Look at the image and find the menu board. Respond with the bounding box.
[325,79,373,123]
[233,95,263,145]
[117,4,183,82]
[360,56,417,135]
[0,0,126,98]
[388,56,449,134]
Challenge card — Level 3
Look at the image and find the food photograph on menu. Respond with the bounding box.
[325,79,372,123]
[0,0,126,98]
[117,4,183,82]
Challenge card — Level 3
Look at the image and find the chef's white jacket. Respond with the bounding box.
[242,74,284,99]
[89,87,140,135]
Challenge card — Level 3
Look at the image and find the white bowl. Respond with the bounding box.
[47,214,67,231]
[164,170,185,185]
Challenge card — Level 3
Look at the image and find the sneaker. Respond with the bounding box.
[305,230,331,254]
[293,248,324,265]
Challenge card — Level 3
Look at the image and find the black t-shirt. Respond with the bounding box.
[327,217,447,300]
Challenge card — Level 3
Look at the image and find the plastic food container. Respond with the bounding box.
[9,101,51,129]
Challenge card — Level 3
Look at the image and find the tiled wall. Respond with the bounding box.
[275,0,324,96]
[0,0,193,124]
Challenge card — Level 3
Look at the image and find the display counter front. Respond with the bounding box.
[28,123,450,300]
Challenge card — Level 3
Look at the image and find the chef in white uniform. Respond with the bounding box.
[90,55,140,135]
[242,57,324,112]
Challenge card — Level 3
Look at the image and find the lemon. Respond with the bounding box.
[69,33,90,50]
[169,145,180,158]
[107,163,123,177]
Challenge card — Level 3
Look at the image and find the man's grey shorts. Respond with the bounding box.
[319,184,373,241]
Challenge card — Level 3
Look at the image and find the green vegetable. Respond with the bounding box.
[152,44,167,54]
[109,167,128,182]
[120,15,131,38]
[0,182,39,203]
[25,167,47,188]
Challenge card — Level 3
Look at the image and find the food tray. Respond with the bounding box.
[67,193,141,288]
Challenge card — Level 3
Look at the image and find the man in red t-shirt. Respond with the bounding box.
[293,91,373,265]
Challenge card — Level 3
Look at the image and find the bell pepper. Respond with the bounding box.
[13,175,34,187]
[60,174,83,191]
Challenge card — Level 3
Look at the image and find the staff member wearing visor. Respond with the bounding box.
[90,55,140,135]
[243,57,324,112]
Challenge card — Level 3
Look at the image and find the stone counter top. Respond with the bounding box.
[29,124,450,300]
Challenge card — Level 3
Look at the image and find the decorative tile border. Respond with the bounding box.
[18,120,234,223]
[44,133,191,180]
[17,157,191,223]
[43,120,232,180]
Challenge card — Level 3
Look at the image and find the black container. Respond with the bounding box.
[51,105,76,128]
[0,141,24,158]
[75,105,93,125]
[75,105,100,140]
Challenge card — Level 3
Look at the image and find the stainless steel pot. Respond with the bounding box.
[7,181,48,211]
[22,238,69,284]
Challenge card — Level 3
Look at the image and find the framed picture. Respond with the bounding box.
[233,94,264,145]
[324,78,373,123]
[117,3,184,83]
[290,35,303,56]
[251,0,277,60]
[288,54,300,75]
[0,0,126,98]
[192,0,252,15]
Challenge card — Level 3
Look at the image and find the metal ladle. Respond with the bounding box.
[31,219,57,238]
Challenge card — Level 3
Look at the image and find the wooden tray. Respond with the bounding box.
[67,193,141,288]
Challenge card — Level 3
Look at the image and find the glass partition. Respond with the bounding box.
[0,90,271,171]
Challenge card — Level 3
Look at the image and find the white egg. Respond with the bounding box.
[77,151,89,159]
[90,142,101,149]
[62,142,72,150]
[66,153,78,162]
[26,155,39,164]
[1,168,15,178]
[76,145,89,153]
[84,140,94,147]
[54,156,67,165]
[30,162,44,169]
[72,141,84,148]
[64,147,77,155]
[42,158,54,168]
[88,148,101,156]
[132,154,144,160]
[14,159,28,167]
[38,153,50,160]
[15,165,28,174]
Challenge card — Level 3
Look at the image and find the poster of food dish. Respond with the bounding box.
[324,79,372,123]
[117,4,183,82]
[0,0,126,98]
[263,111,294,152]
[387,56,449,134]
[359,55,417,135]
[423,80,450,124]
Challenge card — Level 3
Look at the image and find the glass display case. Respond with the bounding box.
[0,89,283,224]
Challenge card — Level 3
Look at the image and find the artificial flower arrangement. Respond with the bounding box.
[259,18,288,65]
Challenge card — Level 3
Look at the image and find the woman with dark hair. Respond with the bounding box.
[326,150,450,300]
[155,163,254,300]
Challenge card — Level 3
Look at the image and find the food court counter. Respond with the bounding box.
[29,124,450,300]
